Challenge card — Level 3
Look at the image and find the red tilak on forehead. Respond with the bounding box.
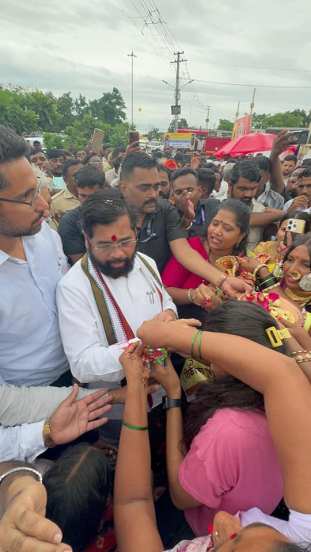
[111,235,117,242]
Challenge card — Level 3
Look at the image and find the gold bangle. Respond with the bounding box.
[43,420,56,448]
[187,289,194,303]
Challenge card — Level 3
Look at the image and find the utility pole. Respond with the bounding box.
[235,101,240,121]
[170,51,187,131]
[128,50,137,129]
[205,105,211,129]
[250,87,256,120]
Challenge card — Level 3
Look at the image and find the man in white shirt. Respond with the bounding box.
[57,190,177,417]
[0,385,111,462]
[0,126,70,386]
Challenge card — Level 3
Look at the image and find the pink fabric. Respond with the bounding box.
[161,236,208,290]
[179,408,283,536]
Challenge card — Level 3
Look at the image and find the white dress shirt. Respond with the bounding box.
[0,422,46,462]
[0,222,69,386]
[57,253,176,384]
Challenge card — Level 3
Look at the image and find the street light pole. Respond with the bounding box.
[128,50,137,129]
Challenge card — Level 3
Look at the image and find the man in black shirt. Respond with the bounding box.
[58,165,109,264]
[119,152,249,296]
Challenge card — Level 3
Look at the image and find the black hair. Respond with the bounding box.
[211,198,250,255]
[46,149,65,159]
[301,167,311,179]
[0,125,28,190]
[279,211,311,234]
[63,159,83,179]
[152,151,166,160]
[283,232,311,265]
[301,158,311,168]
[174,151,186,165]
[44,444,113,552]
[183,300,285,450]
[81,188,136,238]
[283,154,297,163]
[171,167,198,183]
[111,146,125,158]
[120,151,157,181]
[255,155,272,173]
[83,152,102,165]
[230,159,261,185]
[75,165,106,189]
[197,168,216,195]
[33,140,41,145]
[157,164,171,178]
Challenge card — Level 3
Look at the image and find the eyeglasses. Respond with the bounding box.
[93,238,137,253]
[0,186,40,208]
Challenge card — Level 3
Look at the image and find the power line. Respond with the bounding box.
[194,78,311,90]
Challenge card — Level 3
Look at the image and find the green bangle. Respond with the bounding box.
[191,330,200,358]
[122,421,148,431]
[191,330,203,360]
[197,330,203,360]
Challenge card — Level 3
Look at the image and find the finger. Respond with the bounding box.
[87,404,111,421]
[82,389,110,406]
[87,394,112,412]
[8,530,72,552]
[86,417,109,431]
[180,318,202,327]
[63,384,79,405]
[14,508,63,545]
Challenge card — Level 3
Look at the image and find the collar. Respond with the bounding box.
[0,249,9,266]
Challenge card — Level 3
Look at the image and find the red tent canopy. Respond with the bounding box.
[215,133,276,159]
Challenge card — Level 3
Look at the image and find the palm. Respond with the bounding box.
[49,385,111,445]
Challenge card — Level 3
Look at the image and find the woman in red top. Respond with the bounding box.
[161,199,250,314]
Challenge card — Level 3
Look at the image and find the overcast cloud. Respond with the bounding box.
[0,0,310,131]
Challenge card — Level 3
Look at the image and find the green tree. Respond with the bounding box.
[217,119,234,131]
[147,128,161,141]
[168,118,189,132]
[56,93,75,130]
[89,87,126,125]
[74,94,89,117]
[0,89,39,134]
[43,132,67,150]
[252,110,311,130]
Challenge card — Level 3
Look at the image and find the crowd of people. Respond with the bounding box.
[1,124,311,552]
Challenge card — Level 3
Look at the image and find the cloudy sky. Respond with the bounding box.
[1,0,311,131]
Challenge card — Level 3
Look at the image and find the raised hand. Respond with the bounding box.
[49,385,111,445]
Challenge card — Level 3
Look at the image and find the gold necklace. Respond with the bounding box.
[283,286,311,307]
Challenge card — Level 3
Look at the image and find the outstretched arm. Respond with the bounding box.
[138,319,311,513]
[114,346,163,552]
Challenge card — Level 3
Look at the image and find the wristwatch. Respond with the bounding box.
[43,420,56,448]
[162,396,182,410]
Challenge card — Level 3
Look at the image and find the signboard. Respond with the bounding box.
[171,105,181,115]
[232,115,251,140]
[164,132,192,149]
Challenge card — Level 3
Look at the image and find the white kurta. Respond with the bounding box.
[57,253,176,416]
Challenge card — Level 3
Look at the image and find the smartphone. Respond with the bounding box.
[287,130,309,146]
[286,218,306,234]
[89,128,105,154]
[129,131,140,145]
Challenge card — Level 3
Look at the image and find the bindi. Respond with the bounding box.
[111,235,117,242]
